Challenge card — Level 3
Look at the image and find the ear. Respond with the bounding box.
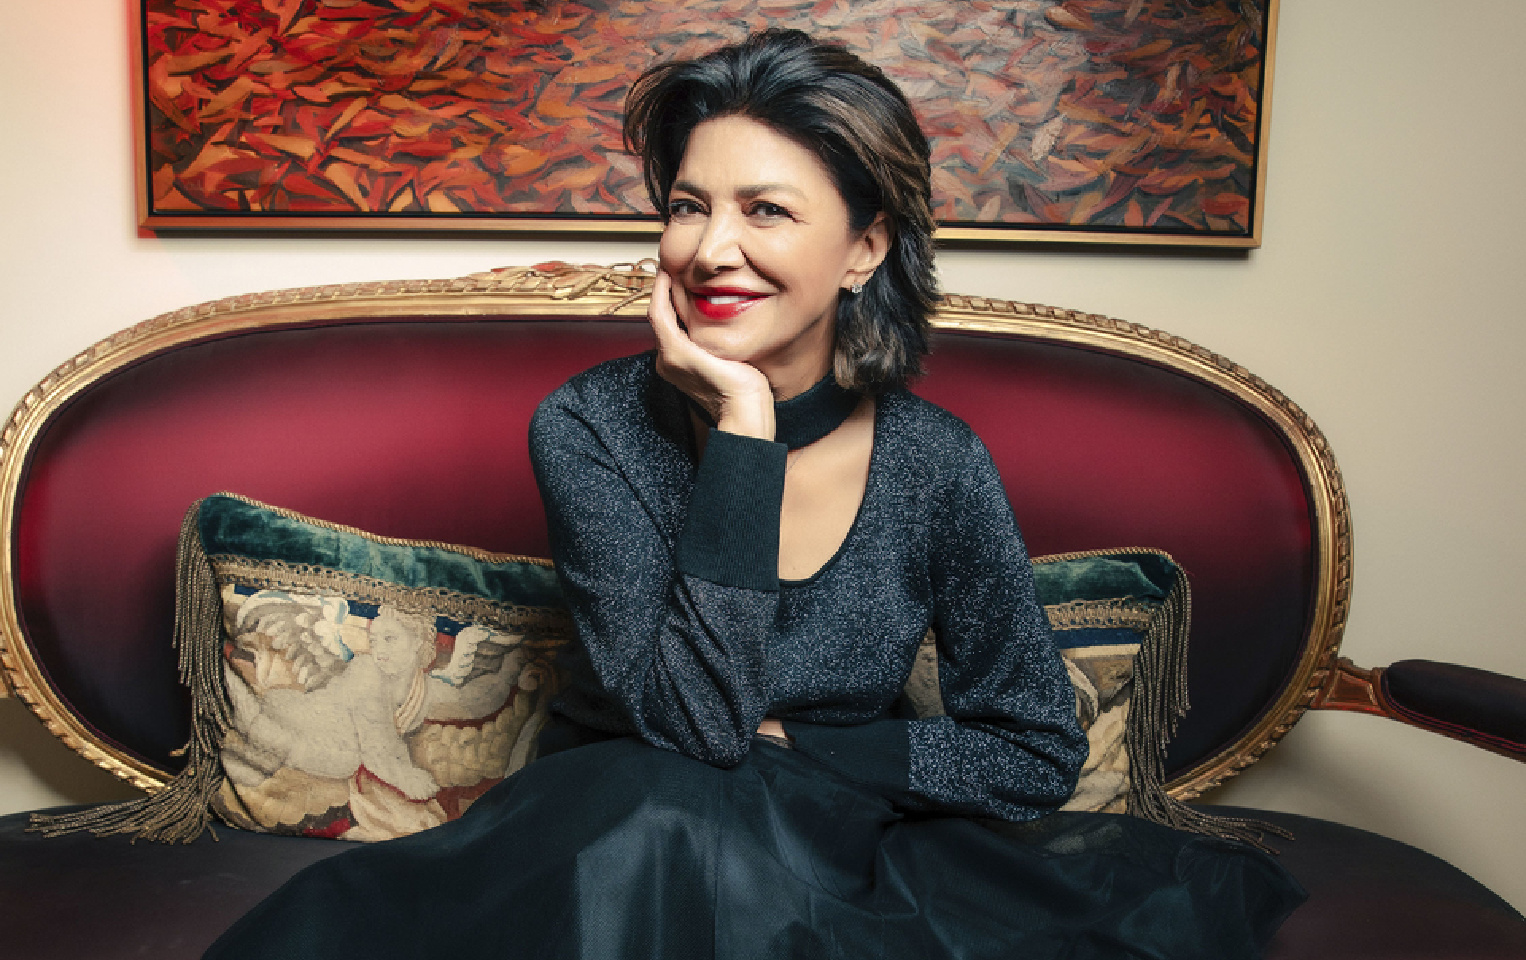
[844,213,891,290]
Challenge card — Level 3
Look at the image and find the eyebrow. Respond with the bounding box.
[670,180,808,201]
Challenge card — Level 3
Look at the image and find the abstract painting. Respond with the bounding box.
[136,0,1276,245]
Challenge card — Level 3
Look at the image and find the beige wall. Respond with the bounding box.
[3,0,1523,911]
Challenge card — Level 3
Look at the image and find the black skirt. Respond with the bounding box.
[203,734,1304,959]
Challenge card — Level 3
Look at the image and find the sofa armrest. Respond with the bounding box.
[1312,657,1526,762]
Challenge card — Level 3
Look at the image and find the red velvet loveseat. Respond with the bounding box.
[1,262,1523,958]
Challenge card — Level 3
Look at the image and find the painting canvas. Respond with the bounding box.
[136,0,1277,245]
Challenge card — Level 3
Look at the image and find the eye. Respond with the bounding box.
[749,201,792,220]
[666,198,704,219]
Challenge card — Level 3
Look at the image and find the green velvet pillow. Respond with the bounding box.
[35,493,573,843]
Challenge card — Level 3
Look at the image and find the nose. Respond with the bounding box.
[693,206,745,274]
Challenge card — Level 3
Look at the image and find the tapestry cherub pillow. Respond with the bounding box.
[214,589,551,839]
[35,492,573,844]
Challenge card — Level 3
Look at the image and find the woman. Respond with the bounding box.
[205,29,1303,960]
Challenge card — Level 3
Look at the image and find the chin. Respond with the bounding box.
[684,326,758,364]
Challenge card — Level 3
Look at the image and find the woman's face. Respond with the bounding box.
[658,116,886,395]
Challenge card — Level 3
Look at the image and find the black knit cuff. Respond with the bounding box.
[676,429,786,591]
[782,720,911,795]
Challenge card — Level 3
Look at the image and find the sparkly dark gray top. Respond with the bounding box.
[529,353,1085,822]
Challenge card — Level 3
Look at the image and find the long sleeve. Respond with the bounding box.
[529,372,786,768]
[914,428,1087,818]
[786,427,1086,822]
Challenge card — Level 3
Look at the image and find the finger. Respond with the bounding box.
[648,268,668,319]
[648,270,681,341]
[649,271,715,372]
[647,272,684,368]
[665,270,687,334]
[648,272,704,390]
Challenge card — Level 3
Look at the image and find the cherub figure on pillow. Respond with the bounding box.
[217,590,526,839]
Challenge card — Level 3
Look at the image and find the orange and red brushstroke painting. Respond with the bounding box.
[143,0,1269,236]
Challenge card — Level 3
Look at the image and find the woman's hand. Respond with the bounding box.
[755,717,789,741]
[649,270,776,440]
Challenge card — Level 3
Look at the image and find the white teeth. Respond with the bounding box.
[704,295,749,305]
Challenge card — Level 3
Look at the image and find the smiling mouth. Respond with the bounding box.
[690,289,767,320]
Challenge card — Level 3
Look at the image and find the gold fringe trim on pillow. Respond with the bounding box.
[30,499,231,843]
[1101,549,1292,854]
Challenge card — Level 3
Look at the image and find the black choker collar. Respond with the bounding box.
[773,374,861,449]
[688,374,860,450]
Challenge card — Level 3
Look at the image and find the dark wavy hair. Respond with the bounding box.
[624,29,938,393]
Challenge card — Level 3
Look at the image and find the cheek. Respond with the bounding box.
[758,233,843,293]
[779,254,843,305]
[657,224,696,272]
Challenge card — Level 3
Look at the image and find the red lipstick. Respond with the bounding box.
[688,286,767,320]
